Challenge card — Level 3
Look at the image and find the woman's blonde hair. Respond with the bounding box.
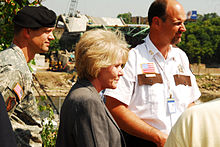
[75,29,129,80]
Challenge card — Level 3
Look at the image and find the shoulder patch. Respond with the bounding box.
[13,83,24,101]
[5,97,17,112]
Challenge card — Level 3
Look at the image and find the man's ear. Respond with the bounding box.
[23,28,30,39]
[152,16,161,29]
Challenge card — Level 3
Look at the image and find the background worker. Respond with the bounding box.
[0,6,56,146]
[104,0,201,146]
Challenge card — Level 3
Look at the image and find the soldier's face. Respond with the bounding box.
[28,27,55,53]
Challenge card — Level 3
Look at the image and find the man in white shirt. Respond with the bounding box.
[104,0,201,146]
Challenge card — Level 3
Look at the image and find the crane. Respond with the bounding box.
[68,0,78,16]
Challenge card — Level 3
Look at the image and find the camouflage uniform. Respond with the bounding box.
[0,44,42,147]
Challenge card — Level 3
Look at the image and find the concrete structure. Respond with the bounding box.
[56,13,126,34]
[54,13,127,51]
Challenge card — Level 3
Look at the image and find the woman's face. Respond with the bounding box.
[98,59,124,90]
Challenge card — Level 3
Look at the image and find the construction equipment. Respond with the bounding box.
[68,0,78,16]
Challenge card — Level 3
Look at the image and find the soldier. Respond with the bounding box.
[0,6,56,146]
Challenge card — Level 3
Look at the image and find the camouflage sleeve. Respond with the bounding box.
[0,65,25,116]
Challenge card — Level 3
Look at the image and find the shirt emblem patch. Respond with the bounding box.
[178,64,184,73]
[149,50,154,55]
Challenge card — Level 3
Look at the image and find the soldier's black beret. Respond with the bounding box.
[13,6,57,28]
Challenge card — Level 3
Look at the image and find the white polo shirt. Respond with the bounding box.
[104,35,201,134]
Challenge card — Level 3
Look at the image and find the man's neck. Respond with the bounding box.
[149,34,170,59]
[158,46,170,59]
[13,40,35,63]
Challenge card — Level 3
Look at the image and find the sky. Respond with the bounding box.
[42,0,220,18]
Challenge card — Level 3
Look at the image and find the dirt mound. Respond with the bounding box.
[33,71,220,101]
[33,71,73,97]
[196,75,220,102]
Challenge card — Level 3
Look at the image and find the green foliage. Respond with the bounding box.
[49,36,62,52]
[178,13,220,64]
[43,36,62,59]
[0,0,41,51]
[38,96,58,147]
[117,12,132,24]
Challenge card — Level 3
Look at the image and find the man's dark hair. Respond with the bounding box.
[148,0,167,26]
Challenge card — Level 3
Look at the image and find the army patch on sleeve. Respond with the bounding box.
[13,83,24,101]
[6,97,17,112]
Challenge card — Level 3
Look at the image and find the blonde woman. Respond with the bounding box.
[56,29,129,147]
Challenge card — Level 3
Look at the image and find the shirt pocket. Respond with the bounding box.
[143,83,165,117]
[173,84,192,111]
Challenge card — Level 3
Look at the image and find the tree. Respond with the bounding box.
[177,13,220,64]
[117,12,132,24]
[0,0,42,50]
